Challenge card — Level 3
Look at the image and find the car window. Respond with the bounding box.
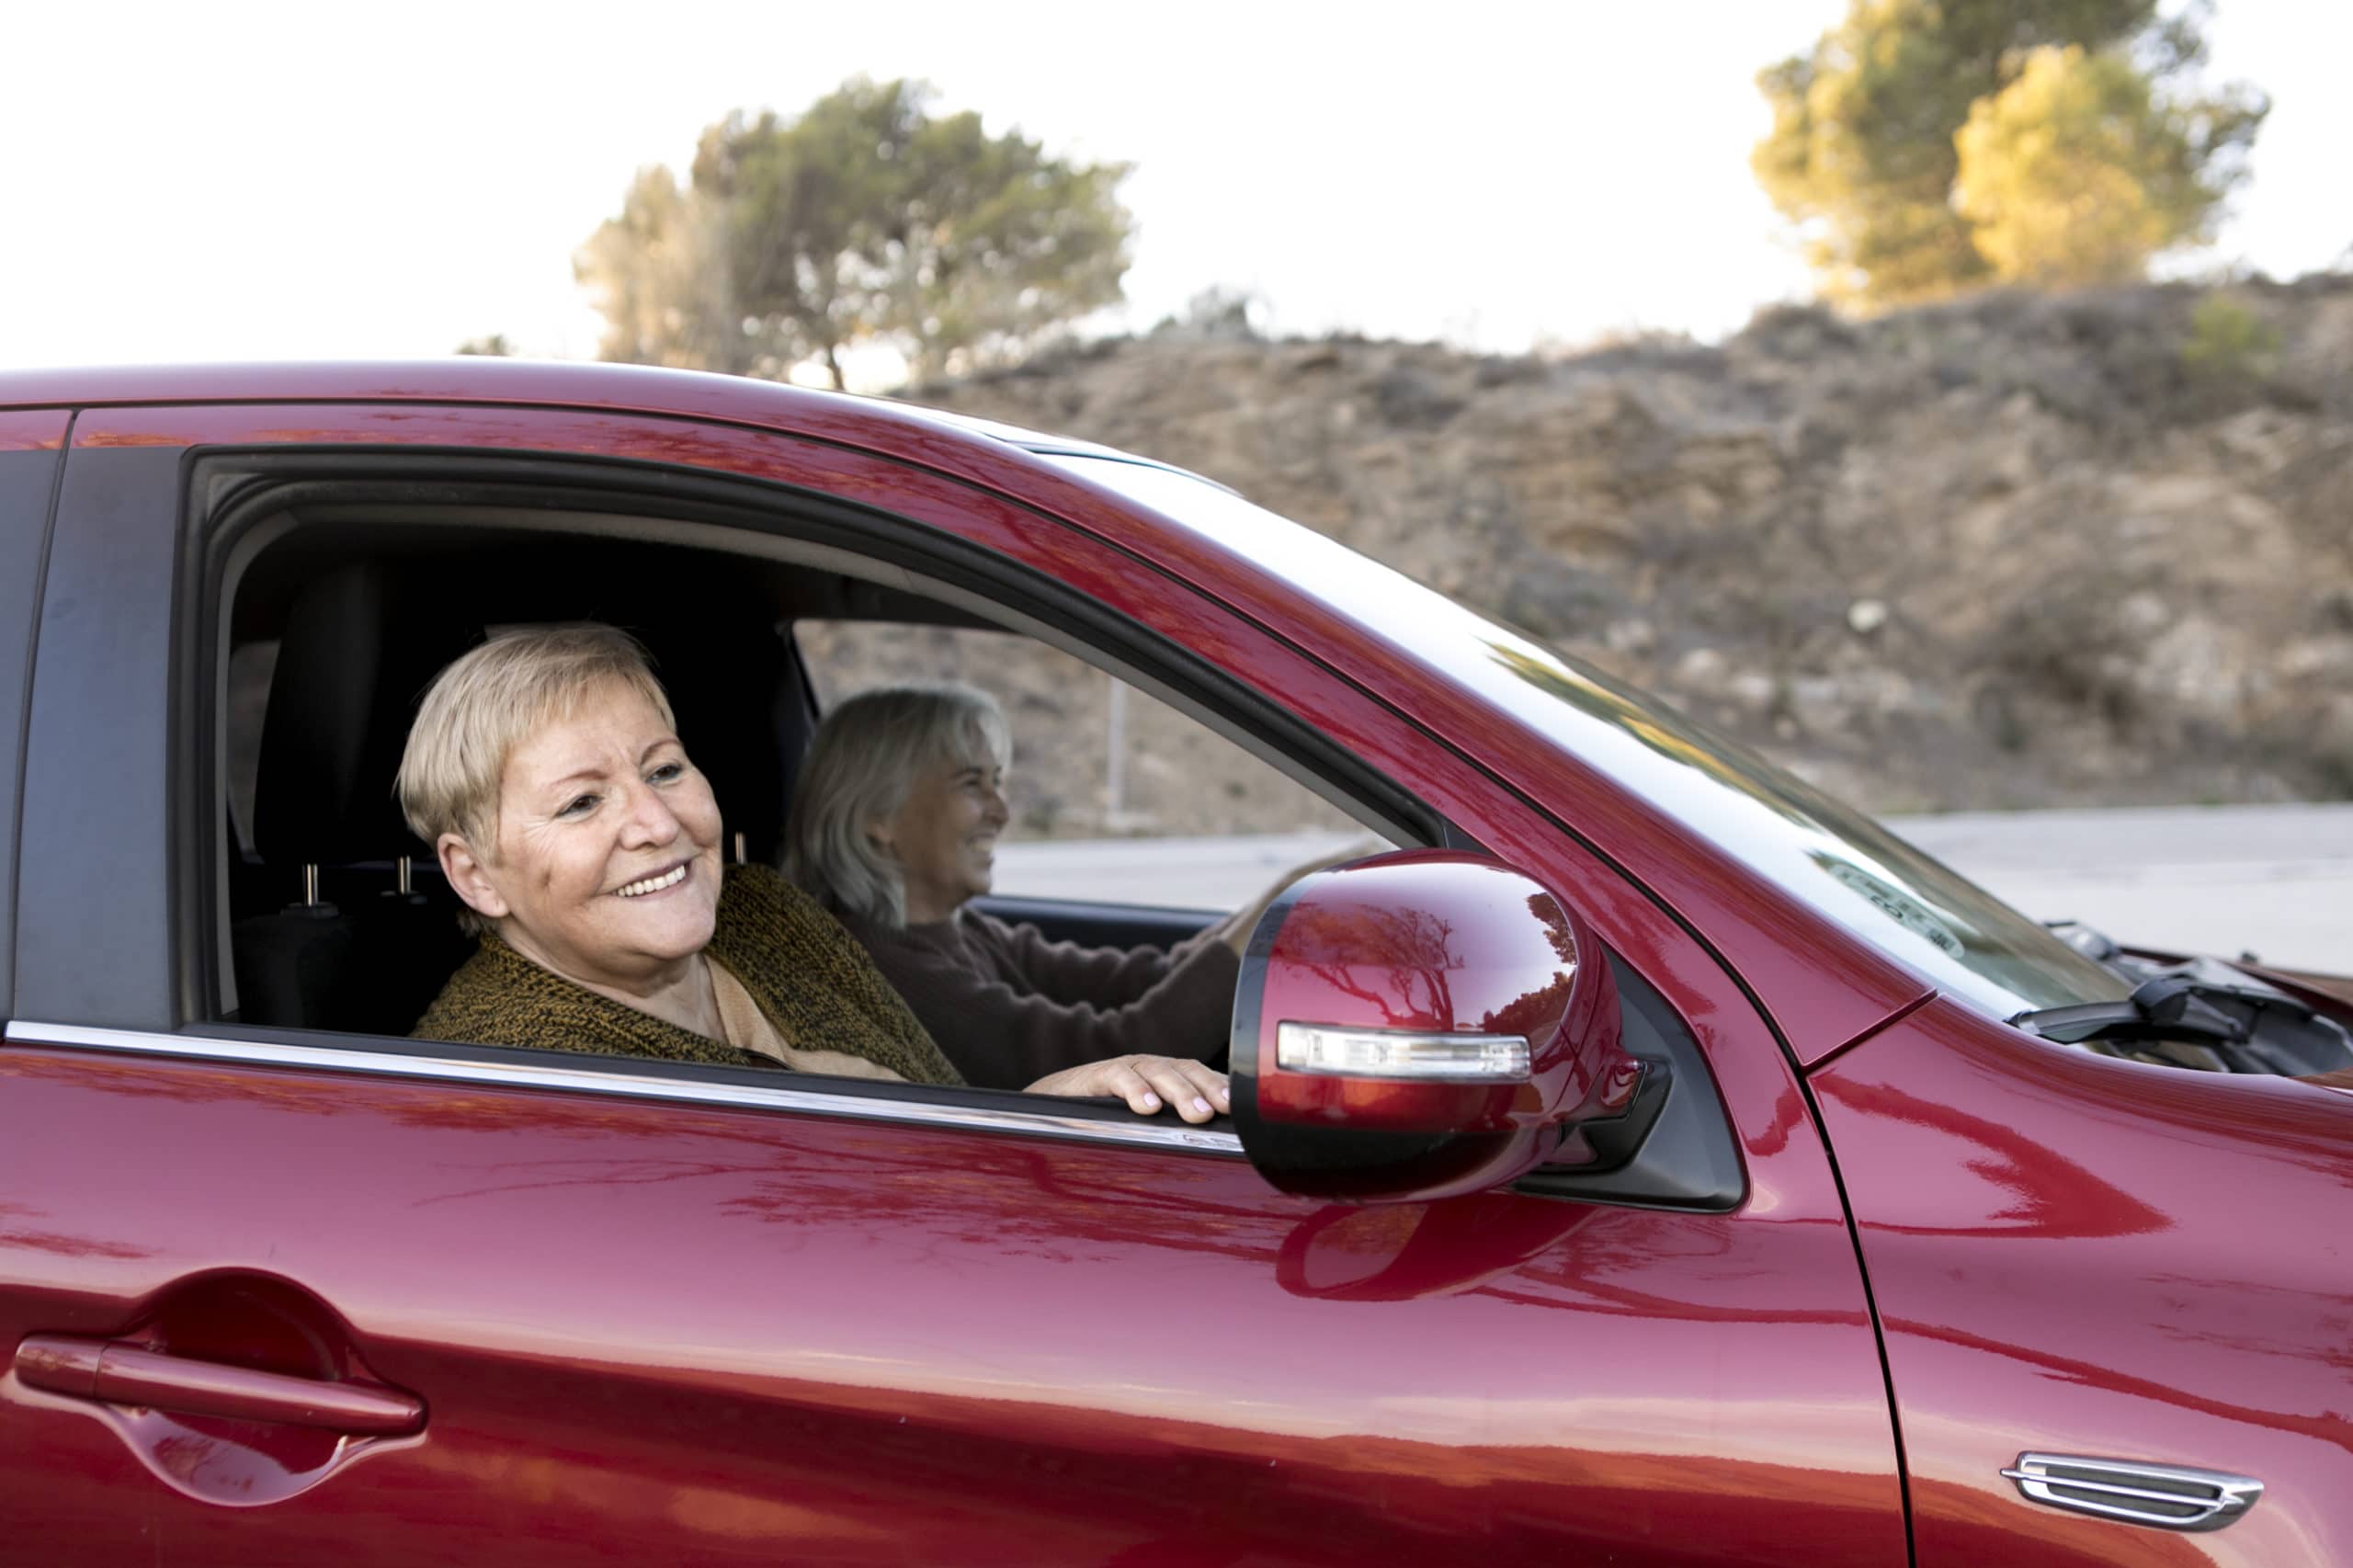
[202,505,1407,1135]
[795,619,1371,909]
[1051,454,2131,1021]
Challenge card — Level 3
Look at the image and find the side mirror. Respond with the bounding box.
[1229,851,1649,1203]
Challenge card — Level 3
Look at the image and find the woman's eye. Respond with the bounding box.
[558,793,599,818]
[649,762,685,784]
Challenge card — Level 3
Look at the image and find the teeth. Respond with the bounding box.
[616,865,687,898]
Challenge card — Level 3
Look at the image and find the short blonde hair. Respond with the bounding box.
[785,683,1010,928]
[396,623,676,860]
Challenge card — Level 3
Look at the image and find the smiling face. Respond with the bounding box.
[441,678,725,997]
[874,737,1009,926]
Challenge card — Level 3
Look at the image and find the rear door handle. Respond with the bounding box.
[15,1334,425,1436]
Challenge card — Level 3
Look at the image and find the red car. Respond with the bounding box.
[0,361,2346,1567]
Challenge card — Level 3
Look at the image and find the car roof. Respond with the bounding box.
[0,356,1198,476]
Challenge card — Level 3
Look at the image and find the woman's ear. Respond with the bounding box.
[863,816,897,859]
[438,832,510,922]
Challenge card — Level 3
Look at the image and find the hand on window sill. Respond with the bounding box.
[1027,1054,1232,1121]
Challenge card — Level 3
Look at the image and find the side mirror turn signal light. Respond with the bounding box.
[1275,1023,1532,1083]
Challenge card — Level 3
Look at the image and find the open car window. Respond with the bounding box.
[205,487,1420,1129]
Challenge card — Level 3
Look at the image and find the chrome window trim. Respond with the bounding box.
[2,1020,1245,1158]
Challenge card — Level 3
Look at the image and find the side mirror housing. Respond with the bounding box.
[1229,852,1647,1202]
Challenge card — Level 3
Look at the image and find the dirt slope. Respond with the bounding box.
[893,277,2353,819]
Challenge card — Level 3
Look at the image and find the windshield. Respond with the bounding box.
[1049,454,2131,1020]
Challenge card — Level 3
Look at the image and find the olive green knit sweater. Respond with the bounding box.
[412,864,962,1085]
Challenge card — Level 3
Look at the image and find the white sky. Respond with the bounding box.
[1,1,2341,378]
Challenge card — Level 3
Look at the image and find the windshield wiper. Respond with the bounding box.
[2012,964,2353,1075]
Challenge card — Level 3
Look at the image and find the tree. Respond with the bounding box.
[455,334,516,357]
[578,79,1134,388]
[1956,45,2234,286]
[1753,0,2264,307]
[1153,286,1265,341]
[575,166,756,375]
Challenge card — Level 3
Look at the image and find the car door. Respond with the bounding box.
[1,392,1907,1566]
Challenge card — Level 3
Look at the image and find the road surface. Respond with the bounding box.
[993,804,2353,974]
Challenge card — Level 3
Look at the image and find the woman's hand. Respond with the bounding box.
[1026,1055,1232,1122]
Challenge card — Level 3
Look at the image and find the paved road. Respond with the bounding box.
[1889,804,2353,972]
[995,803,2353,974]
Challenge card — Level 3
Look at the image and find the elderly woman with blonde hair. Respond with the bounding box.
[398,624,1228,1122]
[787,683,1324,1096]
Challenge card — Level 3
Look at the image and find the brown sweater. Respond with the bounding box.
[413,864,962,1085]
[837,906,1241,1090]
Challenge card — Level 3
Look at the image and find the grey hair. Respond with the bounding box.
[785,682,1011,928]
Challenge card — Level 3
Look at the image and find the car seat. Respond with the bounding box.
[230,562,815,1034]
[232,562,476,1033]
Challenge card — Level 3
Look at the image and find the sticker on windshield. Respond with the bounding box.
[1814,854,1968,958]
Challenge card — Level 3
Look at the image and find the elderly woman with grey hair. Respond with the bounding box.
[787,683,1319,1096]
[398,625,1227,1122]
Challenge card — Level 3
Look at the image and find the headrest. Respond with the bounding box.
[254,564,476,866]
[253,569,805,869]
[639,611,800,866]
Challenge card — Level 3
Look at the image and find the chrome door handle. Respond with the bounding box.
[15,1334,425,1436]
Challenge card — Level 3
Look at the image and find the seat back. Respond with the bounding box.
[232,565,813,1031]
[637,608,812,868]
[235,563,476,1032]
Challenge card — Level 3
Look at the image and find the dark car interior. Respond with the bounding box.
[217,514,1227,1039]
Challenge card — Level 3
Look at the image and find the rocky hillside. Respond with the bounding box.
[898,276,2353,819]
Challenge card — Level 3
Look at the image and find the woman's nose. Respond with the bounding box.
[982,784,1010,826]
[619,780,682,846]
